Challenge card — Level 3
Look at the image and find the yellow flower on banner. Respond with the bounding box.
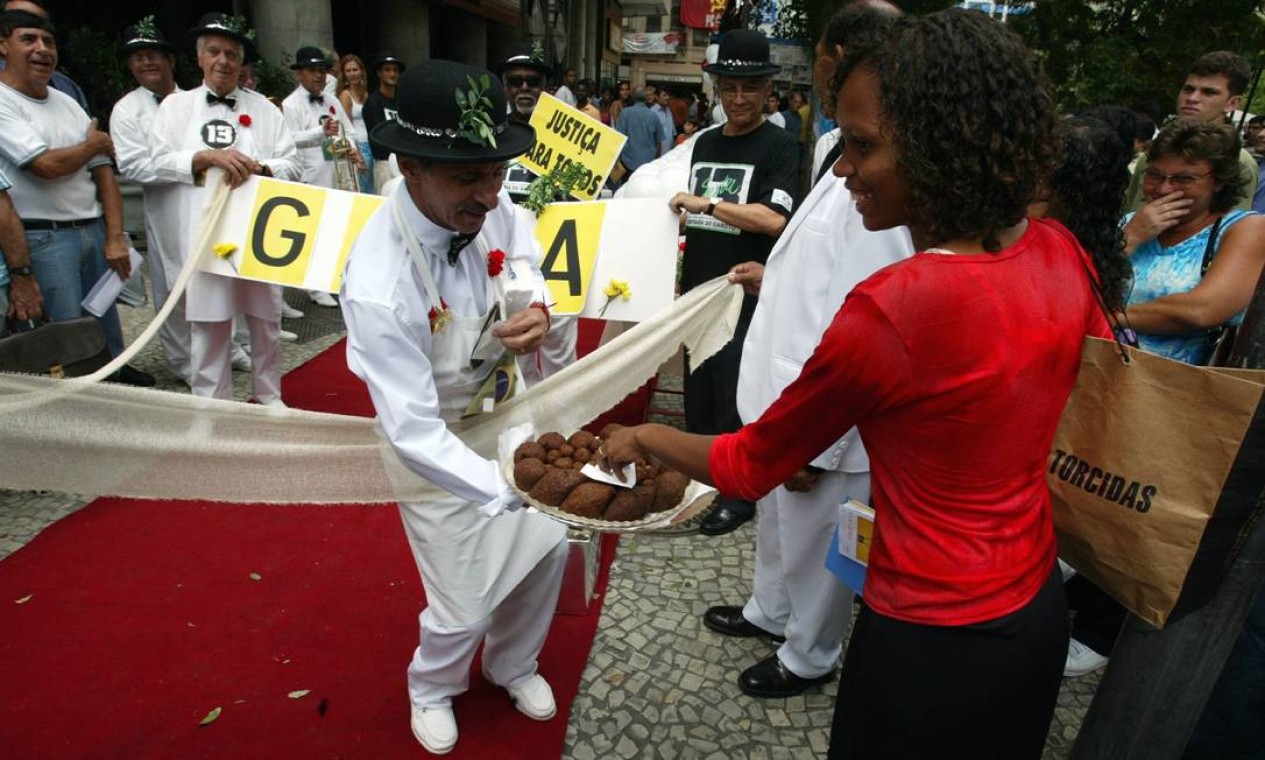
[213,242,239,272]
[599,278,632,317]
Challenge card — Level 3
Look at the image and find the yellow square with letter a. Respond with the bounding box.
[239,179,328,286]
[534,201,606,314]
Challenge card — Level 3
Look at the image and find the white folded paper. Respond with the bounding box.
[81,248,144,317]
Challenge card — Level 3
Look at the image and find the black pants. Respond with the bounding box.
[683,301,753,436]
[829,565,1067,760]
[1066,574,1126,655]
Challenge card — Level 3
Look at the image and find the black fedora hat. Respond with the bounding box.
[120,15,177,56]
[186,13,258,64]
[290,45,331,70]
[703,29,779,78]
[371,52,407,72]
[370,59,534,164]
[497,42,552,79]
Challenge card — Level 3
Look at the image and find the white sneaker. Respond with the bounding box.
[279,329,298,343]
[309,291,338,308]
[1064,637,1109,677]
[254,397,287,408]
[281,303,305,319]
[230,351,253,372]
[410,705,457,754]
[502,674,556,721]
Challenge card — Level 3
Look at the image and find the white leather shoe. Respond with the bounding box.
[309,291,338,308]
[279,329,298,343]
[281,303,305,319]
[503,674,556,721]
[230,352,253,372]
[410,705,458,754]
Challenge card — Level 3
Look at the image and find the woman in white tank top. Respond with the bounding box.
[337,54,376,193]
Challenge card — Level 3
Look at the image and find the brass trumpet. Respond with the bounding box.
[329,122,360,193]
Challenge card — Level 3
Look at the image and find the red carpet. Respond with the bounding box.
[0,322,632,759]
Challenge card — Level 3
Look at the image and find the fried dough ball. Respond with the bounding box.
[537,432,567,450]
[605,481,655,521]
[554,457,574,470]
[514,442,547,463]
[514,458,548,491]
[572,448,591,464]
[528,468,586,506]
[651,471,690,513]
[569,430,599,452]
[560,482,616,518]
[558,444,575,457]
[635,462,659,481]
[545,449,561,462]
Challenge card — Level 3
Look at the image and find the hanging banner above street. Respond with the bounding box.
[622,31,682,55]
[681,0,726,30]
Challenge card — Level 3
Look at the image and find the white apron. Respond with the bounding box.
[391,197,566,626]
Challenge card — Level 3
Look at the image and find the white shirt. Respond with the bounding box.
[149,84,300,320]
[554,84,577,107]
[0,82,110,220]
[341,185,552,505]
[812,127,842,180]
[737,161,913,473]
[111,85,186,281]
[281,85,355,189]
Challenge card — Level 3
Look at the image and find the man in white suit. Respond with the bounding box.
[706,0,910,698]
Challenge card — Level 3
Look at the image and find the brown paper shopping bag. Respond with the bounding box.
[1048,337,1265,629]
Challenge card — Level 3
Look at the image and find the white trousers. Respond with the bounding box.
[407,537,567,709]
[146,249,191,384]
[189,316,282,403]
[743,470,872,678]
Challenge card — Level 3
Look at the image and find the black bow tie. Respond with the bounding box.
[448,233,476,266]
[152,91,167,105]
[206,92,236,109]
[310,93,325,104]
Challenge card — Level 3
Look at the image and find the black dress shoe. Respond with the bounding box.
[109,364,156,387]
[699,500,755,536]
[703,605,786,644]
[739,654,836,698]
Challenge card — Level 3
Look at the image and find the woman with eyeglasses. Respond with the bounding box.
[1120,118,1265,365]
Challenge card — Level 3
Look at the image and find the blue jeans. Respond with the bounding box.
[26,220,125,357]
[356,140,375,195]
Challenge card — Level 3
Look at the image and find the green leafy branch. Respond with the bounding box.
[521,160,590,215]
[134,15,159,39]
[455,74,498,148]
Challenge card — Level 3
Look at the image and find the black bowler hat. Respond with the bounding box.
[372,52,407,72]
[186,12,258,64]
[290,45,332,70]
[120,16,177,56]
[703,29,779,78]
[498,42,552,79]
[370,59,535,163]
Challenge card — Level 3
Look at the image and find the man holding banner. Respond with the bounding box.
[669,29,799,536]
[340,59,568,755]
[149,13,300,405]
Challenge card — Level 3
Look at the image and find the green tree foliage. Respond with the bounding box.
[1010,0,1265,119]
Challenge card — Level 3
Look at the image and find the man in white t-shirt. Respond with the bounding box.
[554,67,577,107]
[0,9,153,385]
[281,45,361,309]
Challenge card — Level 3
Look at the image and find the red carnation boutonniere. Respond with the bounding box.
[238,114,252,127]
[428,298,451,334]
[329,106,336,116]
[487,249,506,278]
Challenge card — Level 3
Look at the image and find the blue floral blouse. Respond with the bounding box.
[1125,209,1254,365]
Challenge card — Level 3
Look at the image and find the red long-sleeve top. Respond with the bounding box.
[711,219,1109,626]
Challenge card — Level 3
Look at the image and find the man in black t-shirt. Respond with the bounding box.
[668,30,797,536]
[362,53,405,192]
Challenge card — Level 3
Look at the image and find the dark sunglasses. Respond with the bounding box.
[505,74,543,89]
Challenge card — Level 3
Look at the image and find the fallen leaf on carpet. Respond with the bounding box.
[249,573,262,581]
[288,690,311,699]
[199,707,222,726]
[15,594,32,604]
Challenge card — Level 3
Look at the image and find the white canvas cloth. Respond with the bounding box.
[0,177,743,505]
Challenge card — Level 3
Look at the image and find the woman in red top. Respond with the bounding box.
[602,10,1125,759]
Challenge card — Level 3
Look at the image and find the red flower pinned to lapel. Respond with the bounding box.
[329,106,336,115]
[487,249,506,277]
[427,298,450,334]
[238,114,253,127]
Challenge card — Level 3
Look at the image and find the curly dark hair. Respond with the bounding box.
[1048,117,1133,311]
[1147,118,1245,213]
[834,9,1058,251]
